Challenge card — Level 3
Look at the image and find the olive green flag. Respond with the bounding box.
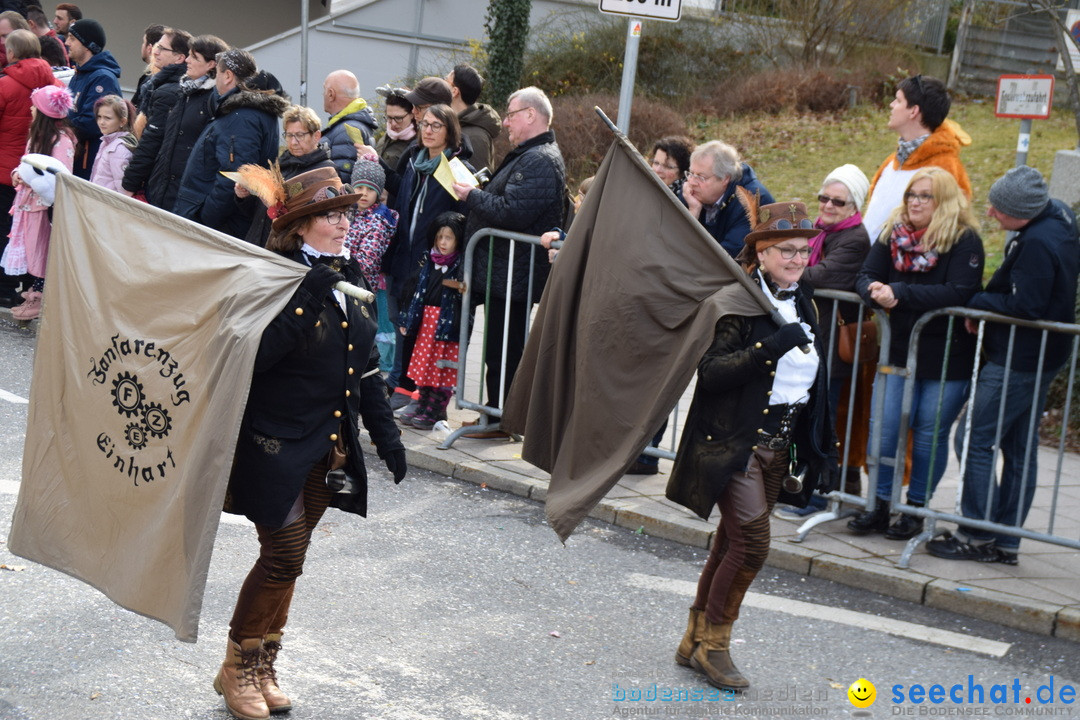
[501,134,771,542]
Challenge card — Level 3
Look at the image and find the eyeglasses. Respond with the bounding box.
[769,245,812,259]
[282,131,313,142]
[504,106,531,119]
[317,208,357,225]
[386,113,410,124]
[686,171,715,183]
[817,194,848,208]
[904,191,935,205]
[153,42,177,54]
[651,159,679,172]
[419,120,445,132]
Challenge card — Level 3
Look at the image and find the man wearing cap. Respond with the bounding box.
[452,85,565,423]
[65,18,121,179]
[321,69,377,184]
[403,76,453,129]
[683,140,774,258]
[928,166,1079,566]
[862,75,971,242]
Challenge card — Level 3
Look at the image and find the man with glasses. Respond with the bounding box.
[862,74,971,242]
[452,86,565,431]
[683,140,773,258]
[122,28,191,197]
[322,69,378,183]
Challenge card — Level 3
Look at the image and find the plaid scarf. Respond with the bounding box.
[889,223,937,273]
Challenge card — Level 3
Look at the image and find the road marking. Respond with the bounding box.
[0,389,28,404]
[627,572,1011,658]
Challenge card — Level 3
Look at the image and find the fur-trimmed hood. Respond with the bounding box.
[215,87,290,118]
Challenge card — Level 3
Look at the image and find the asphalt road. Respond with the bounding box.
[1,317,1078,720]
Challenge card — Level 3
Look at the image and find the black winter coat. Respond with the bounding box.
[856,229,984,380]
[802,221,871,377]
[666,287,836,520]
[465,129,566,304]
[122,62,187,195]
[146,76,214,210]
[323,104,378,184]
[383,143,471,299]
[174,87,290,238]
[225,252,403,527]
[969,199,1079,372]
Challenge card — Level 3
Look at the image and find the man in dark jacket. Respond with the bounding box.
[682,140,773,258]
[321,69,377,184]
[447,63,500,173]
[929,166,1080,566]
[64,18,121,179]
[122,27,190,197]
[453,86,566,416]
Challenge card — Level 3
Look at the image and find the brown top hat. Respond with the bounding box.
[743,201,819,246]
[270,167,359,231]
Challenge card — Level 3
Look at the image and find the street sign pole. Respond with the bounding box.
[1016,118,1032,168]
[616,19,642,135]
[995,74,1054,169]
[599,0,682,136]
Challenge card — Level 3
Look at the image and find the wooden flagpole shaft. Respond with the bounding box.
[335,281,375,304]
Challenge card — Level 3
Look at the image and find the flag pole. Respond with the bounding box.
[25,156,376,304]
[593,107,810,352]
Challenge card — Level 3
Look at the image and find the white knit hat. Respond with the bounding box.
[822,163,870,210]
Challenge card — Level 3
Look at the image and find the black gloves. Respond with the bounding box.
[383,447,407,483]
[300,263,345,299]
[763,322,811,358]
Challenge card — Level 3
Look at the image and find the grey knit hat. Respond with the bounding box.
[351,156,385,197]
[988,165,1049,219]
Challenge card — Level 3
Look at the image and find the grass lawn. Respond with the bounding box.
[690,101,1079,278]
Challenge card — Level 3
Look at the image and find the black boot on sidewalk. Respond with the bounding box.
[847,501,890,536]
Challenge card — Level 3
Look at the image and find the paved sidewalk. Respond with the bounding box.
[398,402,1080,644]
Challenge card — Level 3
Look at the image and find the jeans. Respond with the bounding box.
[953,362,1054,552]
[868,373,969,505]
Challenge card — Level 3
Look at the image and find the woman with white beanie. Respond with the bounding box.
[774,163,872,520]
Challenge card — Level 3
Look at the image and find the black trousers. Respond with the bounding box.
[481,298,529,409]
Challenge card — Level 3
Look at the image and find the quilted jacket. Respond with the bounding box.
[464,129,566,304]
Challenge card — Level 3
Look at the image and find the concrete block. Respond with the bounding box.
[404,446,461,478]
[1054,606,1080,642]
[925,579,1058,636]
[766,541,819,575]
[1049,149,1080,210]
[811,555,929,604]
[587,501,617,525]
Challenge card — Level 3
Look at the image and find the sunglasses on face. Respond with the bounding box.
[817,194,848,208]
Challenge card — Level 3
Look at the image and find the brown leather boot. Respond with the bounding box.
[260,634,292,713]
[690,620,749,691]
[675,607,703,667]
[214,638,270,720]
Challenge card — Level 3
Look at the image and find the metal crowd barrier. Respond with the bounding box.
[437,237,1080,568]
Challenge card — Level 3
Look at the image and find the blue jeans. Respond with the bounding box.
[953,362,1054,552]
[868,373,969,505]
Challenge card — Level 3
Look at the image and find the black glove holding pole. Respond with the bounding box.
[300,263,345,299]
[762,322,812,359]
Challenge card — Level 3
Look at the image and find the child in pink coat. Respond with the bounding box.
[1,85,75,321]
[88,95,136,195]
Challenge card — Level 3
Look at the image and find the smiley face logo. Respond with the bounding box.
[848,678,876,708]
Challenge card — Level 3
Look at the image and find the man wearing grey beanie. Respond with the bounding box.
[928,165,1079,565]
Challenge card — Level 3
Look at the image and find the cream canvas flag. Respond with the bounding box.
[9,174,306,642]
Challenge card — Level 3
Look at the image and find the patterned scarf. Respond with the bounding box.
[889,223,936,273]
[808,211,864,267]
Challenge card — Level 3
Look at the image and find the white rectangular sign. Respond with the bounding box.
[995,75,1054,119]
[599,0,682,22]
